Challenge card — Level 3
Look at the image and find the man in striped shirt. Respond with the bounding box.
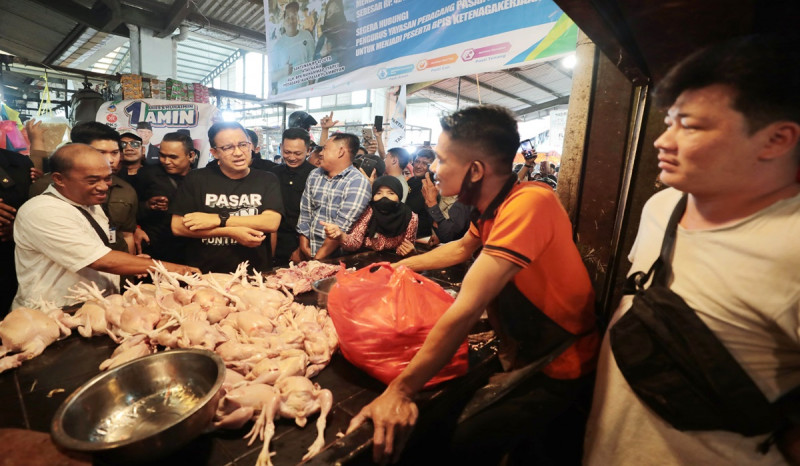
[293,132,371,261]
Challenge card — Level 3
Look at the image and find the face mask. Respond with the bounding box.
[457,163,483,206]
[372,196,400,214]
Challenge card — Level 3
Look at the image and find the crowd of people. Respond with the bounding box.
[0,33,797,466]
[0,107,484,314]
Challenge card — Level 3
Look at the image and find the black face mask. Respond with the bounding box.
[457,164,483,206]
[372,196,400,214]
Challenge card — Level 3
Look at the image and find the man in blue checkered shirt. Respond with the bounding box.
[293,132,371,260]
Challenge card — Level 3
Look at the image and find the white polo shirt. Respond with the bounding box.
[12,185,118,309]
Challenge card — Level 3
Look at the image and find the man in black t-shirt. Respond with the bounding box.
[171,122,284,273]
[136,131,196,263]
[268,128,315,266]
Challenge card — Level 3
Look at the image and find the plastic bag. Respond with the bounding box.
[0,120,28,152]
[35,115,70,153]
[327,262,469,388]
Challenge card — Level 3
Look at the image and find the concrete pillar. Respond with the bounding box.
[557,29,595,220]
[133,28,176,79]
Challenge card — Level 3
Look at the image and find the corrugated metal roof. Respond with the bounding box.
[195,0,266,34]
[0,0,573,116]
[0,1,79,63]
[413,58,573,116]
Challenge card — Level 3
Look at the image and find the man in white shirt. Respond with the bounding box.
[584,34,800,465]
[13,144,198,309]
[269,1,315,94]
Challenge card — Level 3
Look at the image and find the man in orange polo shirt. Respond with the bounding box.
[347,105,599,464]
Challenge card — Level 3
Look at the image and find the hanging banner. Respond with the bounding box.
[388,85,406,146]
[96,99,220,168]
[264,0,577,101]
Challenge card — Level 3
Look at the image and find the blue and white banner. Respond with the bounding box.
[264,0,577,101]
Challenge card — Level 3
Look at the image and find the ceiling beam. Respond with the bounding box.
[27,0,111,31]
[155,0,193,38]
[186,13,266,45]
[421,85,481,106]
[513,96,570,117]
[505,70,563,98]
[460,75,540,107]
[43,24,88,65]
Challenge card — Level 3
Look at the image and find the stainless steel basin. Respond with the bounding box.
[51,349,225,464]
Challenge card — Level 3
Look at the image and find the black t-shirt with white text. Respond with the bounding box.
[170,164,284,273]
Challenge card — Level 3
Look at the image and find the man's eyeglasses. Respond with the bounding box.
[412,159,432,168]
[121,141,142,149]
[214,142,252,155]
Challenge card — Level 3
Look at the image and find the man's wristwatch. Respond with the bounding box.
[218,211,230,227]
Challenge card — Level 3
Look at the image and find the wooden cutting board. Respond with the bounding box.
[0,428,91,466]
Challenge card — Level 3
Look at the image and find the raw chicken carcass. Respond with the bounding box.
[215,382,281,466]
[275,376,334,461]
[0,305,71,373]
[98,334,153,371]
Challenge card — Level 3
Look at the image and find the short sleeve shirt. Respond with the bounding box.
[13,185,117,308]
[469,181,599,379]
[171,165,284,273]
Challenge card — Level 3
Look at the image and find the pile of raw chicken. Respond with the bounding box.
[0,260,342,466]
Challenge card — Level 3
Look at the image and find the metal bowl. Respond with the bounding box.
[51,349,225,464]
[312,276,337,308]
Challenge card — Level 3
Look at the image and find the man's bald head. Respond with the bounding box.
[50,144,112,206]
[50,143,106,176]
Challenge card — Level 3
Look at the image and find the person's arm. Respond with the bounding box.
[318,111,338,145]
[395,213,418,256]
[89,250,199,275]
[517,163,534,182]
[180,210,281,233]
[421,173,439,208]
[397,231,481,271]
[325,209,369,251]
[295,174,314,238]
[314,237,341,260]
[430,202,471,243]
[347,253,521,463]
[269,48,291,83]
[122,231,135,254]
[24,120,47,171]
[374,124,386,158]
[171,215,267,248]
[404,213,418,244]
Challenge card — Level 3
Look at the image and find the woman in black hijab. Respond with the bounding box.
[322,176,418,256]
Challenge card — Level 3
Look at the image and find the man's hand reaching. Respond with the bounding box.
[346,387,419,464]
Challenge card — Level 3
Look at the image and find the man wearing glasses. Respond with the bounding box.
[118,131,144,190]
[171,121,284,273]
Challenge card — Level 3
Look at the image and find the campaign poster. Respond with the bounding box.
[264,0,577,101]
[96,99,220,167]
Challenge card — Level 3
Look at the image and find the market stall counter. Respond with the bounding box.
[0,251,500,465]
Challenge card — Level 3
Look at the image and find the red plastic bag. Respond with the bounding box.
[327,262,468,388]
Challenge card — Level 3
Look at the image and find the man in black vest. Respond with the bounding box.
[269,128,315,266]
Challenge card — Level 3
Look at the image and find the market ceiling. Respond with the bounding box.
[0,0,574,116]
[3,0,796,112]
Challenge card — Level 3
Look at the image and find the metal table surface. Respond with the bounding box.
[0,252,499,465]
